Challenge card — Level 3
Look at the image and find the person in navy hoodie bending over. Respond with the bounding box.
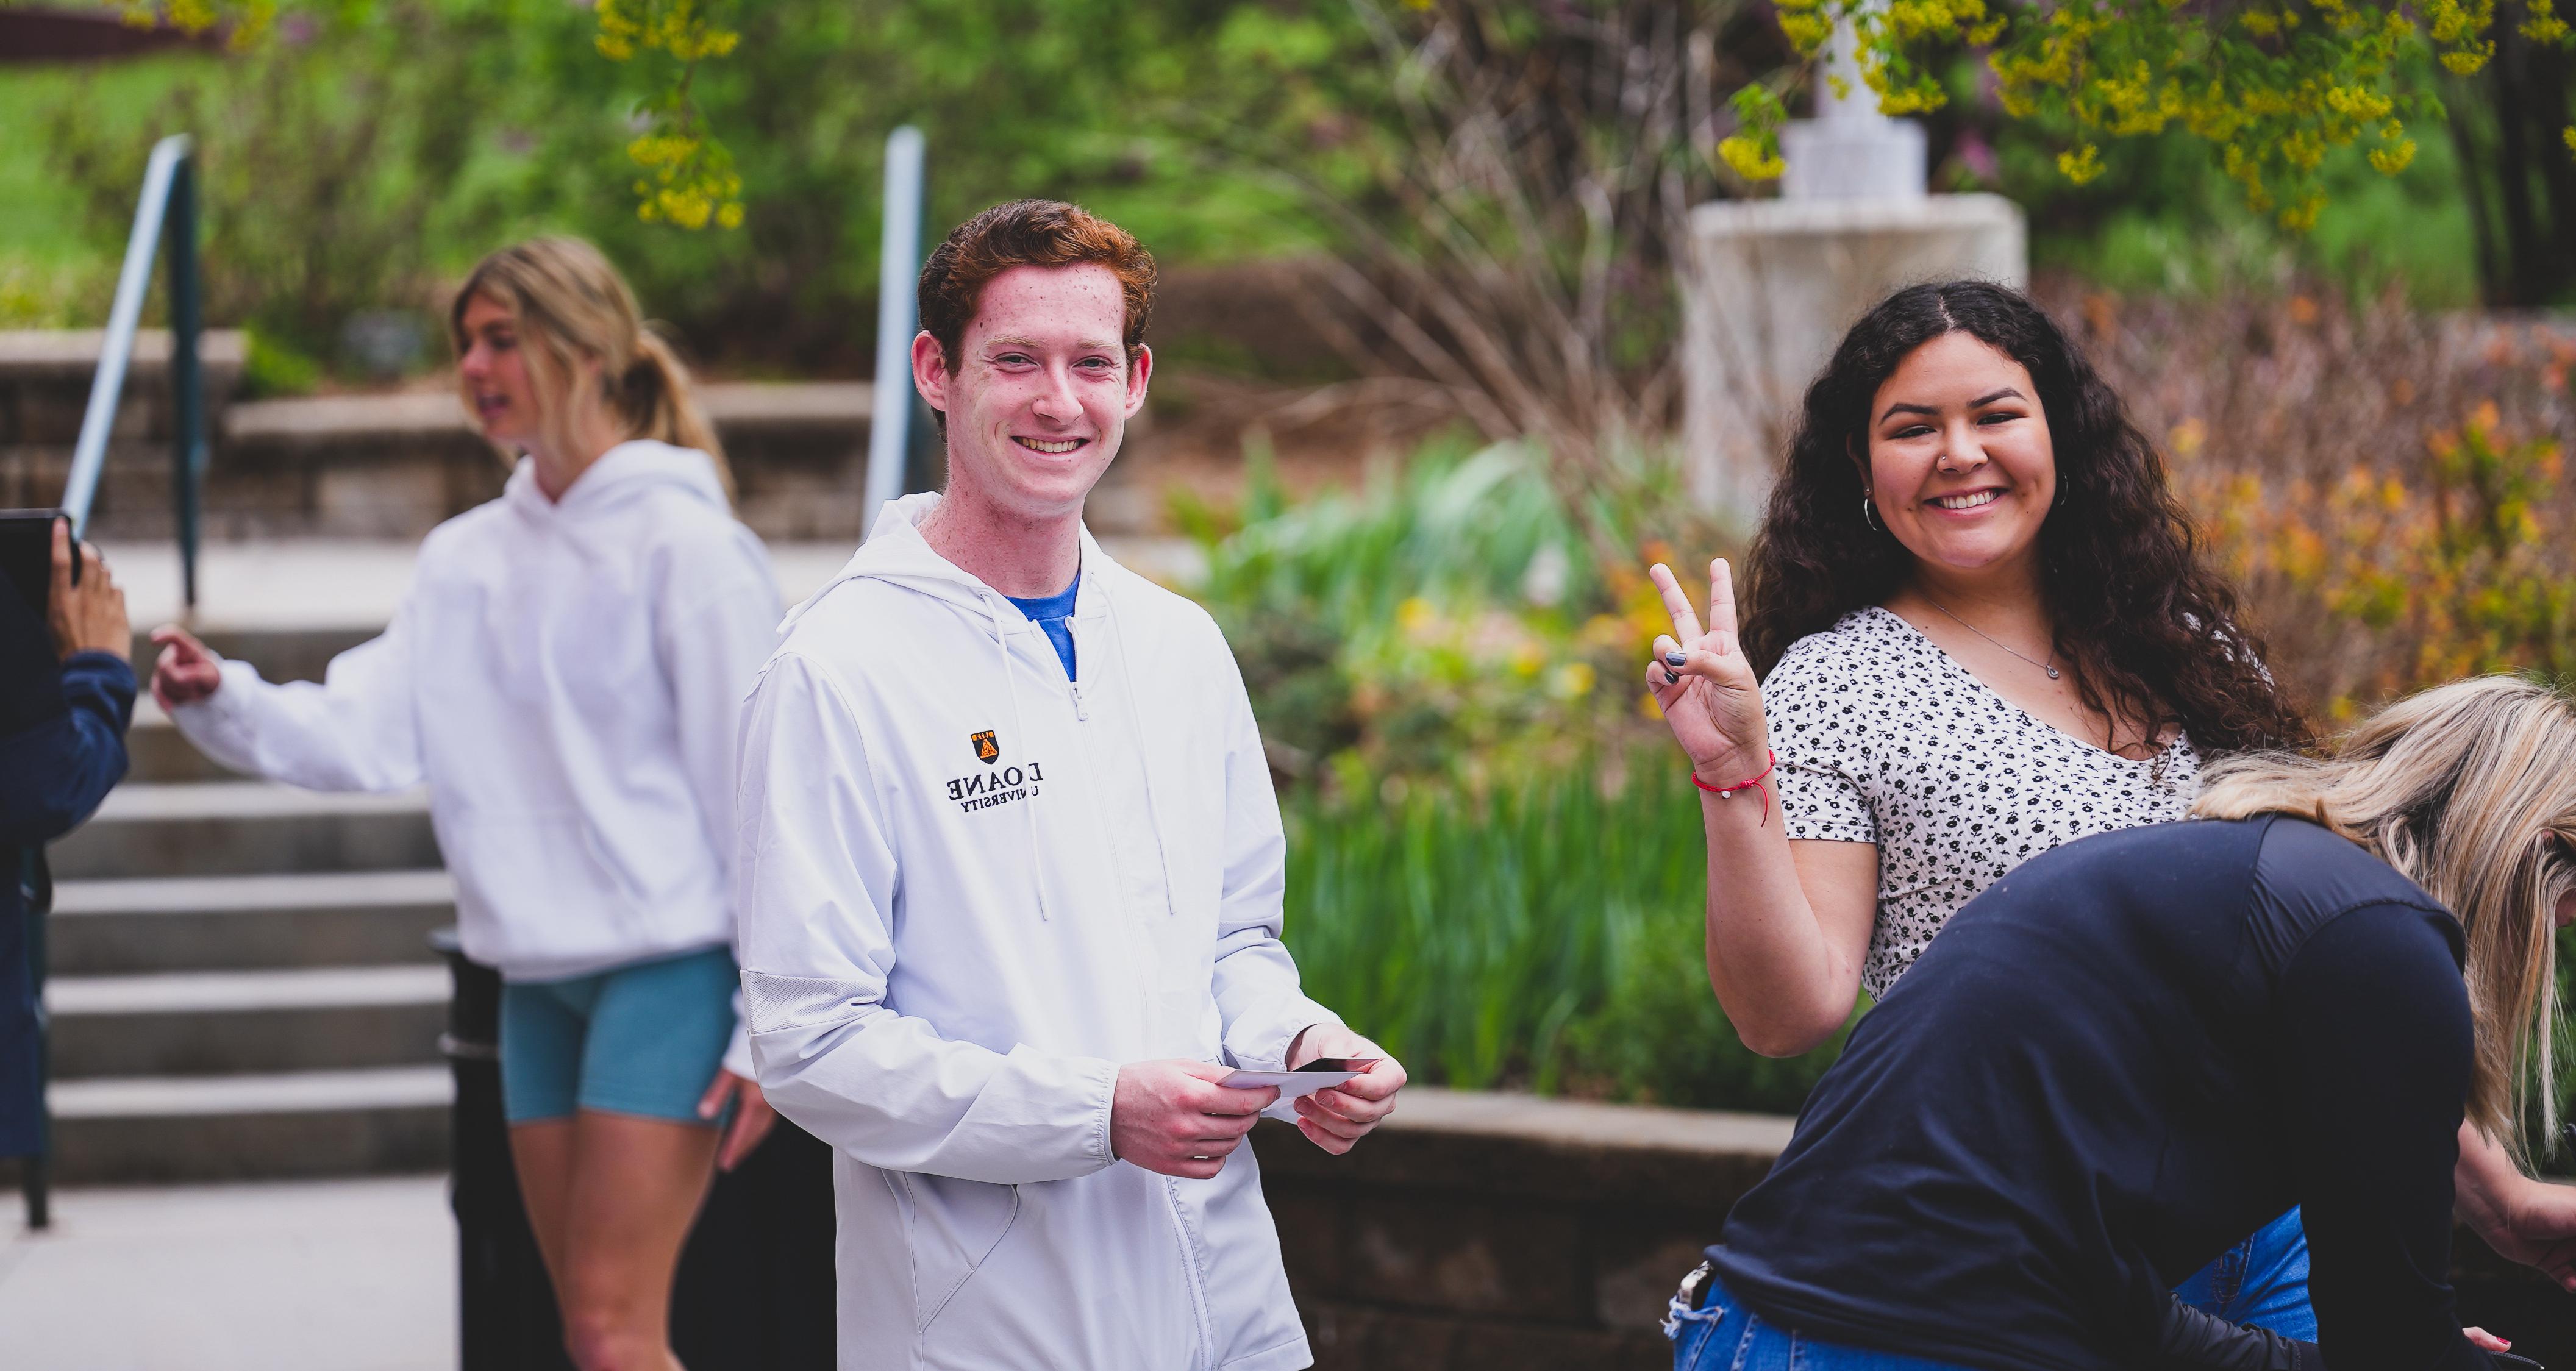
[151,238,779,1371]
[733,199,1407,1371]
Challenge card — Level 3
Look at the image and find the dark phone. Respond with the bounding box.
[1297,1057,1383,1073]
[2491,1354,2543,1370]
[0,511,73,650]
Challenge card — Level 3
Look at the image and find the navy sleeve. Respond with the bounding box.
[2275,900,2492,1371]
[0,649,135,846]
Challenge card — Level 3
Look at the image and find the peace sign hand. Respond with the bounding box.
[1644,558,1769,783]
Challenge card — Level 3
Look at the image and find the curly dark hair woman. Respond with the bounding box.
[1638,279,2355,1343]
[1739,279,2306,753]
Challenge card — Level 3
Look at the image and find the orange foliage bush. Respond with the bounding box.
[2051,284,2576,721]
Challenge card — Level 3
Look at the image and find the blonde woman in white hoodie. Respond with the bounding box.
[149,238,779,1371]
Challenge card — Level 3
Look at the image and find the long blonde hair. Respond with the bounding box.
[449,237,733,498]
[2192,675,2576,1158]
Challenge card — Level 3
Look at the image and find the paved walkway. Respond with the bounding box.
[0,1175,454,1369]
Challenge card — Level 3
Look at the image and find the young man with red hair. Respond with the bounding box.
[733,200,1405,1370]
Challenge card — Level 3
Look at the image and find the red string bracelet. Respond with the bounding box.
[1693,749,1777,825]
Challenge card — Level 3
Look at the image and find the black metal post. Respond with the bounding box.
[165,151,203,612]
[438,930,571,1370]
[19,850,49,1230]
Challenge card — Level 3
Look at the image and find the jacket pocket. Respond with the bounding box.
[898,1172,1022,1334]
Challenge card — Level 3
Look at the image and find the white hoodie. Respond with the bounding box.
[735,493,1340,1371]
[171,440,778,1074]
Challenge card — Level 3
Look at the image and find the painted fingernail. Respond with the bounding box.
[1664,653,1688,668]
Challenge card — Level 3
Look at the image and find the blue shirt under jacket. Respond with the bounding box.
[1005,572,1079,683]
[1,582,133,1156]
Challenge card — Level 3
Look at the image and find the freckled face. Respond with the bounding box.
[1864,332,2058,578]
[456,293,540,448]
[913,263,1151,521]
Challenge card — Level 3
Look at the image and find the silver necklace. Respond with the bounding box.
[1922,597,2060,680]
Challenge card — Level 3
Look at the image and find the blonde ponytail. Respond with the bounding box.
[450,236,736,502]
[624,329,734,500]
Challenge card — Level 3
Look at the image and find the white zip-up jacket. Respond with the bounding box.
[735,493,1340,1371]
[171,441,777,1074]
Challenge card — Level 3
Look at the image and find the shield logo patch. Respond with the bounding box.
[971,730,1000,765]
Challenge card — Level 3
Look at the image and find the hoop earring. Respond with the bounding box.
[1861,494,1880,533]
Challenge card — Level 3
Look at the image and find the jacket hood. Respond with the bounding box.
[505,439,730,524]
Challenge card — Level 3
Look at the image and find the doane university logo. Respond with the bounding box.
[950,728,1042,814]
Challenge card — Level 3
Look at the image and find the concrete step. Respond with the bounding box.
[12,1067,452,1184]
[47,781,440,880]
[48,965,450,1078]
[123,710,238,784]
[46,870,454,975]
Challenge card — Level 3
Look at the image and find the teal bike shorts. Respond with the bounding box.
[498,945,738,1127]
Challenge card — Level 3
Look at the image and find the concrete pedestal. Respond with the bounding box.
[1679,193,2027,519]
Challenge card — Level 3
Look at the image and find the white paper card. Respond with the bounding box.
[1219,1068,1363,1100]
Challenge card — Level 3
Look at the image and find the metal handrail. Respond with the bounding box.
[862,125,925,537]
[62,133,206,608]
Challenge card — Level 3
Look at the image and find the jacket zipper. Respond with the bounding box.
[1062,613,1209,1364]
[1160,1178,1218,1371]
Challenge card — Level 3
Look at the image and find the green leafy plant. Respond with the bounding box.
[1282,751,1852,1110]
[44,3,484,367]
[1187,436,1698,786]
[102,0,744,229]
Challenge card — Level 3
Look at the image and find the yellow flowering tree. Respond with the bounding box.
[113,0,743,230]
[592,0,743,230]
[1719,0,2572,229]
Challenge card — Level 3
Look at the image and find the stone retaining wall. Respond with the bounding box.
[1251,1088,2576,1371]
[1249,1089,1789,1370]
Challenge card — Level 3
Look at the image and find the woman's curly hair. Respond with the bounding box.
[1739,280,2310,754]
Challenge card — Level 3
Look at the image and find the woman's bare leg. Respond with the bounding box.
[508,1119,579,1289]
[554,1109,720,1371]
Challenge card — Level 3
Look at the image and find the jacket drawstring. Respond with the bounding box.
[988,593,1051,921]
[1105,591,1182,917]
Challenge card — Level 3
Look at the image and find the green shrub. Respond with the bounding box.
[1196,436,1841,1113]
[1280,752,1850,1113]
[1191,436,1682,787]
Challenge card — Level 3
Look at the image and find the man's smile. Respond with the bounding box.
[1013,436,1089,454]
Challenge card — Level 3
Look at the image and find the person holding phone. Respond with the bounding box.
[732,200,1405,1371]
[1663,675,2575,1371]
[1643,280,2576,1331]
[2,521,132,1163]
[150,238,777,1371]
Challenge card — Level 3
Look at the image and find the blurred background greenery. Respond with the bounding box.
[7,0,2574,1118]
[4,1,2552,372]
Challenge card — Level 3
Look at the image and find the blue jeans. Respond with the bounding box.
[1668,1270,1980,1371]
[2173,1207,2315,1337]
